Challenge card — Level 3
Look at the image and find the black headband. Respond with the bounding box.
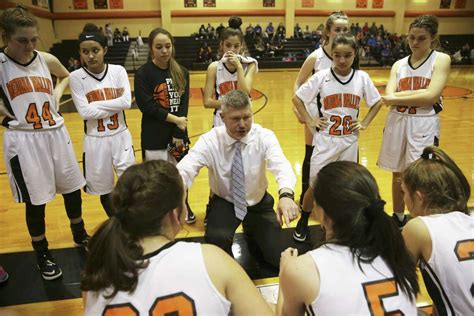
[78,32,107,47]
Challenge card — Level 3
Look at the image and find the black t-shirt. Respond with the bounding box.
[134,61,189,150]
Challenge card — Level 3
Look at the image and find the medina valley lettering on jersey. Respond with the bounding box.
[323,93,361,110]
[6,76,53,100]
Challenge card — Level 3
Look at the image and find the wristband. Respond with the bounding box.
[279,192,294,200]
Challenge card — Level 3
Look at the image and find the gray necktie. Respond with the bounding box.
[231,142,247,220]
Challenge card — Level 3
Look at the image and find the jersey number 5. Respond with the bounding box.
[25,102,56,129]
[362,278,404,316]
[102,292,196,316]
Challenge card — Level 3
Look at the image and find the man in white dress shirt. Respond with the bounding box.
[177,90,299,268]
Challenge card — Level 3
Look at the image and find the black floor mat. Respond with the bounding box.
[0,225,323,307]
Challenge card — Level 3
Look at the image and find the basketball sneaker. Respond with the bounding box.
[36,251,62,281]
[293,217,308,242]
[73,231,90,248]
[186,206,196,224]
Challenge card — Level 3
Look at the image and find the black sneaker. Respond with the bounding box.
[293,217,308,242]
[186,208,196,224]
[36,251,62,281]
[73,231,90,248]
[392,213,409,229]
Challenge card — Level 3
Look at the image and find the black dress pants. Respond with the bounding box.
[205,192,284,268]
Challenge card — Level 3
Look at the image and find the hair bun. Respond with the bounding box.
[83,23,100,33]
[228,16,242,29]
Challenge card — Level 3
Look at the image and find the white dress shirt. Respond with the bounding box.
[177,124,296,207]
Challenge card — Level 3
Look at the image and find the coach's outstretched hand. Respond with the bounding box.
[277,197,300,227]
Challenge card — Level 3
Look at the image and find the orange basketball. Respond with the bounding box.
[153,83,170,108]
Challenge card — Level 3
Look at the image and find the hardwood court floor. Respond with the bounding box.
[0,67,472,314]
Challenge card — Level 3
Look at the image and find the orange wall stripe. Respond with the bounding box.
[405,10,474,17]
[171,9,285,17]
[295,10,395,17]
[53,11,161,20]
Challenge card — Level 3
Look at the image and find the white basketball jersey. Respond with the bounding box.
[0,51,64,130]
[85,242,231,316]
[418,212,474,316]
[312,47,333,73]
[215,56,258,100]
[307,244,417,315]
[390,50,442,116]
[296,68,381,137]
[70,64,129,137]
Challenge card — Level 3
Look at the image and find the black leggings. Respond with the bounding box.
[25,189,82,237]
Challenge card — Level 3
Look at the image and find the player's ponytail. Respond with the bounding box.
[148,28,187,95]
[81,160,185,298]
[403,146,470,215]
[313,161,419,300]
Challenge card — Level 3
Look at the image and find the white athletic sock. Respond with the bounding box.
[395,212,406,221]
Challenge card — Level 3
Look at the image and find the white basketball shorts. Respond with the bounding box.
[4,126,86,205]
[377,112,439,173]
[309,133,358,186]
[83,129,135,195]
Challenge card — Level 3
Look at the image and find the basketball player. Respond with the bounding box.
[81,160,273,316]
[401,146,473,315]
[134,27,195,223]
[203,18,258,128]
[292,33,382,241]
[70,23,135,217]
[377,15,451,227]
[0,6,88,280]
[293,11,349,208]
[277,161,419,315]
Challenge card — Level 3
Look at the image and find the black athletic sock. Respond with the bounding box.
[70,220,86,236]
[299,209,310,226]
[100,193,114,217]
[301,145,314,197]
[32,238,48,253]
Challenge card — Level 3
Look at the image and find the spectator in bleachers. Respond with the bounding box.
[105,23,113,46]
[67,57,76,72]
[294,23,303,39]
[265,22,274,40]
[362,22,369,34]
[381,44,392,67]
[471,46,474,64]
[216,23,225,39]
[207,23,215,39]
[199,24,207,39]
[303,25,312,40]
[378,24,385,36]
[460,43,471,64]
[198,41,213,63]
[354,22,361,34]
[254,36,266,58]
[122,26,129,42]
[245,24,255,39]
[369,22,377,36]
[254,23,263,37]
[113,27,122,42]
[137,30,144,46]
[350,22,355,34]
[276,23,286,41]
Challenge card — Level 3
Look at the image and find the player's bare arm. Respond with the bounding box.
[203,62,221,109]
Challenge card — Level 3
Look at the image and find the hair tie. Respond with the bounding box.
[420,151,433,160]
[364,199,386,219]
